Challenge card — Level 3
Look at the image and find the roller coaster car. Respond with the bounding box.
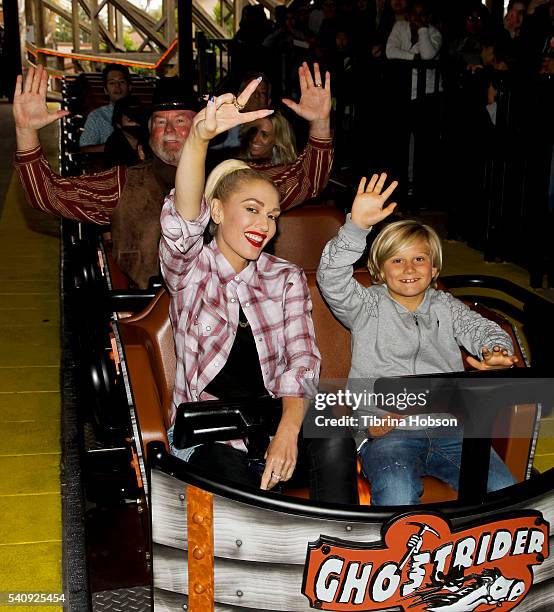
[119,272,539,504]
[115,274,554,612]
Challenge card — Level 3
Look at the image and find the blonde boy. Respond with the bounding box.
[317,173,517,505]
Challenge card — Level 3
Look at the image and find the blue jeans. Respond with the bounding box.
[359,428,516,506]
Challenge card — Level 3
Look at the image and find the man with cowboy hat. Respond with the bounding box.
[13,64,333,288]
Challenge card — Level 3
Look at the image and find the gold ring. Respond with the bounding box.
[232,96,245,111]
[270,472,281,480]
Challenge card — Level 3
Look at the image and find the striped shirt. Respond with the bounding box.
[14,145,126,225]
[14,137,333,225]
[160,195,321,426]
[250,136,333,210]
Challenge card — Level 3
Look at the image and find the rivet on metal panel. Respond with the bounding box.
[236,590,243,597]
[179,493,185,501]
[322,545,331,554]
[345,524,352,532]
[194,583,205,594]
[192,512,204,524]
[193,547,205,560]
[235,539,243,547]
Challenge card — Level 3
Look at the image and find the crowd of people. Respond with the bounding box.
[10,0,552,506]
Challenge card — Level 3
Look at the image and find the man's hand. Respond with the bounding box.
[282,62,331,139]
[351,173,398,230]
[14,65,70,152]
[194,78,273,143]
[466,346,519,370]
[14,65,69,132]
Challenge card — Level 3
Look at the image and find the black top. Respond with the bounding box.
[204,306,267,401]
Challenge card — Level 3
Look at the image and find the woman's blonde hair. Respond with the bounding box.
[204,159,278,236]
[367,220,443,286]
[239,111,297,165]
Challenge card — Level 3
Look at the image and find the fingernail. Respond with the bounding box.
[256,76,263,82]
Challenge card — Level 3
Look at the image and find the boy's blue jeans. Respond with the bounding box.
[359,427,516,506]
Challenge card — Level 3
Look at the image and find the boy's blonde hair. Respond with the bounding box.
[204,159,278,236]
[367,220,443,286]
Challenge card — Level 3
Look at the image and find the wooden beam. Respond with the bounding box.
[191,1,227,39]
[109,0,168,49]
[90,0,100,53]
[164,0,176,42]
[108,4,115,37]
[34,0,46,47]
[42,0,91,35]
[78,0,124,51]
[96,0,109,17]
[154,16,168,34]
[71,0,81,50]
[116,10,124,46]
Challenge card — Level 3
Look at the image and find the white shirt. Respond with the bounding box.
[386,21,442,100]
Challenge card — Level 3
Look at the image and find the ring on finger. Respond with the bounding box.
[270,472,281,481]
[232,95,245,111]
[314,82,322,87]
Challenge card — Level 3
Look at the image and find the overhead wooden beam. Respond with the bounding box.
[109,0,168,49]
[164,0,176,42]
[71,0,81,50]
[34,0,46,47]
[42,0,91,35]
[116,10,124,46]
[78,0,124,51]
[191,1,228,38]
[90,0,100,53]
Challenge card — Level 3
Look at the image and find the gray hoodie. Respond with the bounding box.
[317,216,514,444]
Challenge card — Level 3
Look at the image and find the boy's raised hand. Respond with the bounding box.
[194,78,273,142]
[466,346,518,370]
[351,173,398,230]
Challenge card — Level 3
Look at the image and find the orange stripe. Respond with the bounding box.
[27,39,178,71]
[186,486,214,612]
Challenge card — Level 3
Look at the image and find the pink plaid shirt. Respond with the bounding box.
[160,194,321,426]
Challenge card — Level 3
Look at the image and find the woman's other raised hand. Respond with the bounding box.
[351,173,399,230]
[194,77,274,142]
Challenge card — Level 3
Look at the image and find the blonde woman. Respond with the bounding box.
[240,111,298,164]
[160,78,358,503]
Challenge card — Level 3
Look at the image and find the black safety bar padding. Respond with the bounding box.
[173,397,282,449]
[375,368,554,504]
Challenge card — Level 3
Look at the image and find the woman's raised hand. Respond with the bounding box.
[282,62,331,123]
[14,65,69,131]
[351,173,398,230]
[194,77,273,142]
